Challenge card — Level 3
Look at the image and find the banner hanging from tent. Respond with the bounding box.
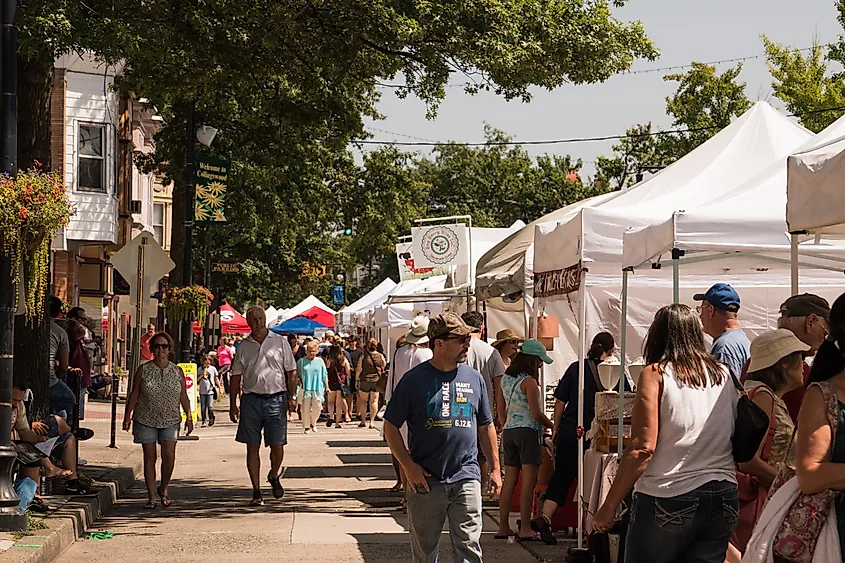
[411,224,470,269]
[395,241,445,281]
[534,263,585,300]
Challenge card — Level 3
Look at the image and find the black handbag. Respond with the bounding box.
[729,370,770,463]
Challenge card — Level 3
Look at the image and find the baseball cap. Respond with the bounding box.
[779,294,830,321]
[693,283,741,313]
[748,329,811,373]
[520,339,553,364]
[427,312,474,341]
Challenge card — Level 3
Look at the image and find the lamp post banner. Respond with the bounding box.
[194,156,230,223]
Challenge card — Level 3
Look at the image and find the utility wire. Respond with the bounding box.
[358,105,845,147]
[375,43,834,89]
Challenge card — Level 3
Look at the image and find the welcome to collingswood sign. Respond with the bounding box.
[533,263,585,299]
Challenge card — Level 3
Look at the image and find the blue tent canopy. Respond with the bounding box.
[269,316,328,336]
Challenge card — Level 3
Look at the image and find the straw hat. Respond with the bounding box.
[748,329,811,373]
[405,315,430,345]
[492,328,523,348]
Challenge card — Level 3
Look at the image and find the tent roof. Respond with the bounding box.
[293,305,335,329]
[475,192,618,297]
[282,295,336,321]
[342,278,397,315]
[623,112,845,270]
[533,101,814,276]
[787,125,845,234]
[219,302,250,333]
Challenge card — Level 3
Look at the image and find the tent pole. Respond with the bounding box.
[671,248,683,304]
[577,278,587,550]
[618,268,629,458]
[790,233,799,296]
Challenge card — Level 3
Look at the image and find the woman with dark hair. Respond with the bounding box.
[325,344,351,429]
[492,329,523,368]
[592,304,738,563]
[356,338,385,429]
[791,292,845,559]
[729,329,808,556]
[495,340,554,541]
[123,332,193,509]
[531,331,622,544]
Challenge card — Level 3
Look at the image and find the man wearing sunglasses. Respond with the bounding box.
[383,312,501,563]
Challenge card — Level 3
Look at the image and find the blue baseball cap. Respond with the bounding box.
[693,283,740,313]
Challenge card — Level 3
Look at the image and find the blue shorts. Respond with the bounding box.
[236,393,288,447]
[133,421,180,444]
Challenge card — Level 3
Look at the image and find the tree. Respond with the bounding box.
[593,62,751,188]
[765,37,845,133]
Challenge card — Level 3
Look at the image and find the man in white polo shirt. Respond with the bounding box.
[230,306,297,506]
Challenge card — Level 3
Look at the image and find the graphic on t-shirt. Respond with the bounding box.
[425,380,475,429]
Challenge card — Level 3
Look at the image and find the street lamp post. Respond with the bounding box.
[0,0,29,530]
[180,102,196,363]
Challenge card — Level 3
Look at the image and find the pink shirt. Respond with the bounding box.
[217,345,233,367]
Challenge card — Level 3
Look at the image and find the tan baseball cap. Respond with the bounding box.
[748,329,811,373]
[427,312,474,341]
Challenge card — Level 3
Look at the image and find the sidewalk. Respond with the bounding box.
[0,399,142,563]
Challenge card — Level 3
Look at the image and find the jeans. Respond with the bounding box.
[406,477,483,563]
[50,380,77,421]
[625,480,739,563]
[200,394,215,422]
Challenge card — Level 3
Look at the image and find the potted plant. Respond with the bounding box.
[162,284,214,325]
[0,164,74,323]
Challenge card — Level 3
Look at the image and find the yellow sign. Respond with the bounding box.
[178,362,199,422]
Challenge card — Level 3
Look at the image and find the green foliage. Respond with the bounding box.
[765,37,845,133]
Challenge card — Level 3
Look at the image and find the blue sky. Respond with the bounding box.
[361,0,843,177]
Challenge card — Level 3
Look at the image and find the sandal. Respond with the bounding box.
[144,500,157,509]
[494,533,514,540]
[358,421,366,428]
[389,483,403,492]
[156,486,172,507]
[45,468,73,481]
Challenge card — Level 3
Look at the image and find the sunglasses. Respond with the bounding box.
[439,334,471,344]
[151,343,171,350]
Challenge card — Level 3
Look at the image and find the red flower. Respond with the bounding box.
[19,207,26,219]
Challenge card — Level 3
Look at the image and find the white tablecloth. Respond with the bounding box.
[583,449,618,530]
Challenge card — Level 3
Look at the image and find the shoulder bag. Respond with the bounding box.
[587,360,605,392]
[730,369,771,464]
[364,349,387,394]
[769,381,841,563]
[731,384,778,552]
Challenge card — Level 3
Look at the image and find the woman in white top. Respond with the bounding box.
[592,303,739,563]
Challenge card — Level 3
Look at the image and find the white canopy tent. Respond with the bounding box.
[264,306,279,327]
[336,278,397,328]
[624,112,845,300]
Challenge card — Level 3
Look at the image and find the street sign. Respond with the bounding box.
[178,363,199,422]
[195,156,230,223]
[110,231,174,322]
[333,284,344,306]
[212,262,241,273]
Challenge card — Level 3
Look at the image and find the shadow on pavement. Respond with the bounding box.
[326,441,389,449]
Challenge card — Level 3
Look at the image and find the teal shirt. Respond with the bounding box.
[297,357,328,400]
[501,373,542,436]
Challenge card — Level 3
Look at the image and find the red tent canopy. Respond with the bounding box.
[193,302,251,334]
[294,305,334,329]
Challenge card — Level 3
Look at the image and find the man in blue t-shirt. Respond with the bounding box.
[384,312,501,563]
[694,283,751,378]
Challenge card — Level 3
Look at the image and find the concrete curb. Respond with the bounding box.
[4,455,142,563]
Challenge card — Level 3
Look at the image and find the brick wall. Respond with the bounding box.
[53,251,78,304]
[50,69,66,174]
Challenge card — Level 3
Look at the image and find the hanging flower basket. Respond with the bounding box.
[0,164,74,323]
[163,284,214,325]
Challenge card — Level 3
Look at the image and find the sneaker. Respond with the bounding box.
[267,472,285,499]
[304,428,312,434]
[250,491,265,506]
[65,479,91,495]
[311,427,317,433]
[74,428,94,441]
[326,419,333,428]
[209,418,215,427]
[531,516,557,545]
[201,422,207,427]
[78,458,88,466]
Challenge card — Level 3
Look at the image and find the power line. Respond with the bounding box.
[357,105,845,147]
[375,43,834,89]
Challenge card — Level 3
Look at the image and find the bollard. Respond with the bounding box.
[109,372,118,449]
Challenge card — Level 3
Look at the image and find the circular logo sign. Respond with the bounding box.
[420,226,461,265]
[220,310,235,322]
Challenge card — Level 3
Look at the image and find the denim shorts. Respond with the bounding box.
[133,421,180,444]
[235,393,288,447]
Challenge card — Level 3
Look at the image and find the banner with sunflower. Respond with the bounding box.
[194,156,229,223]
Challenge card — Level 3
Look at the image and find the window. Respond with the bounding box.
[153,203,165,246]
[77,124,105,192]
